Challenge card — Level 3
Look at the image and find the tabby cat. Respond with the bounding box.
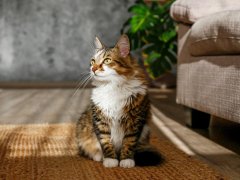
[76,35,156,168]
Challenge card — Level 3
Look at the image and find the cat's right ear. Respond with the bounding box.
[94,36,105,52]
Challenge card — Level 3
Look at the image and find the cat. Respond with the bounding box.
[76,34,160,168]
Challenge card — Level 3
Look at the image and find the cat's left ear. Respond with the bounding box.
[94,36,105,51]
[115,34,130,58]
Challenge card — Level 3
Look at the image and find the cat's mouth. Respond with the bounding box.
[92,71,111,78]
[92,72,104,77]
[92,74,108,80]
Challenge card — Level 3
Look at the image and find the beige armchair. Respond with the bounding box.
[170,0,240,127]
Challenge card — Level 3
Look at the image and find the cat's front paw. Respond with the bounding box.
[103,158,119,168]
[120,159,135,168]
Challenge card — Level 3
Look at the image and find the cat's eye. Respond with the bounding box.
[103,58,112,64]
[90,59,95,66]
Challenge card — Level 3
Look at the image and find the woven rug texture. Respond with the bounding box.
[0,123,225,180]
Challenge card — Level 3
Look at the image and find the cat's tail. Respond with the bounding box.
[134,143,163,166]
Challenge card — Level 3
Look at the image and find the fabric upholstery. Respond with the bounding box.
[189,11,240,56]
[170,0,240,24]
[177,24,240,124]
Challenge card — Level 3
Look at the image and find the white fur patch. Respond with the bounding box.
[91,78,147,120]
[110,121,124,151]
[120,159,135,168]
[103,158,119,168]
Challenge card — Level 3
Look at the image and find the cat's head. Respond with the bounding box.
[90,35,143,84]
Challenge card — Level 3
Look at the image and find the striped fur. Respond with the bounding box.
[76,35,152,168]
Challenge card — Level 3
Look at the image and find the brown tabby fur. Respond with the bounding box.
[76,35,159,168]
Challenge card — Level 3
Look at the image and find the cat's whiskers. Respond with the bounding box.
[64,72,93,117]
[76,72,91,87]
[76,75,92,93]
[71,72,92,99]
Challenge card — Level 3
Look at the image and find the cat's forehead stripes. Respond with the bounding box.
[94,49,105,59]
[93,49,112,63]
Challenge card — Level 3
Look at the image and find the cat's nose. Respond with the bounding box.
[92,66,98,73]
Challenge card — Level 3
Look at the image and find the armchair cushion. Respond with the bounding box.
[189,11,240,56]
[170,0,240,24]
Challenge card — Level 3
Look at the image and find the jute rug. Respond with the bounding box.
[0,123,225,180]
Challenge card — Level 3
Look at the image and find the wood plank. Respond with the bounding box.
[0,89,91,124]
[0,82,93,89]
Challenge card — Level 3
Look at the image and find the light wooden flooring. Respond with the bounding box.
[0,89,90,124]
[149,89,240,180]
[0,88,239,179]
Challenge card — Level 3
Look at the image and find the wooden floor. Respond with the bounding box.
[0,88,239,179]
[0,89,91,124]
[149,89,240,180]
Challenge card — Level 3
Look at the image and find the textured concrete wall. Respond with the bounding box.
[0,0,133,81]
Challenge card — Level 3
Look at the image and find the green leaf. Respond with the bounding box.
[121,0,177,78]
[145,51,161,64]
[159,30,177,43]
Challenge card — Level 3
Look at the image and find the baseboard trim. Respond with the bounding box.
[0,82,93,89]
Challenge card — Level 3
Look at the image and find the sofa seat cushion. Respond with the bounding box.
[189,11,240,56]
[170,0,240,24]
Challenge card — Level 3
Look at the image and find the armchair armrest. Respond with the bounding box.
[170,0,240,24]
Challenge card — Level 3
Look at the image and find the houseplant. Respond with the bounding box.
[121,0,177,80]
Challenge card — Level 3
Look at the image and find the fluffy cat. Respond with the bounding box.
[76,35,159,168]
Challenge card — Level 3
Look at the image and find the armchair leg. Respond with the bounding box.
[186,109,210,129]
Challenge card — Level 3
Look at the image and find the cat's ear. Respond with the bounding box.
[115,34,130,58]
[94,36,105,51]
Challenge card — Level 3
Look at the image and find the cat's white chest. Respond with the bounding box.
[91,80,146,120]
[91,84,129,120]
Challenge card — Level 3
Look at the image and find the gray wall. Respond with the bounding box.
[0,0,133,82]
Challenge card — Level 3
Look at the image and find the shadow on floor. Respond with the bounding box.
[149,88,240,155]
